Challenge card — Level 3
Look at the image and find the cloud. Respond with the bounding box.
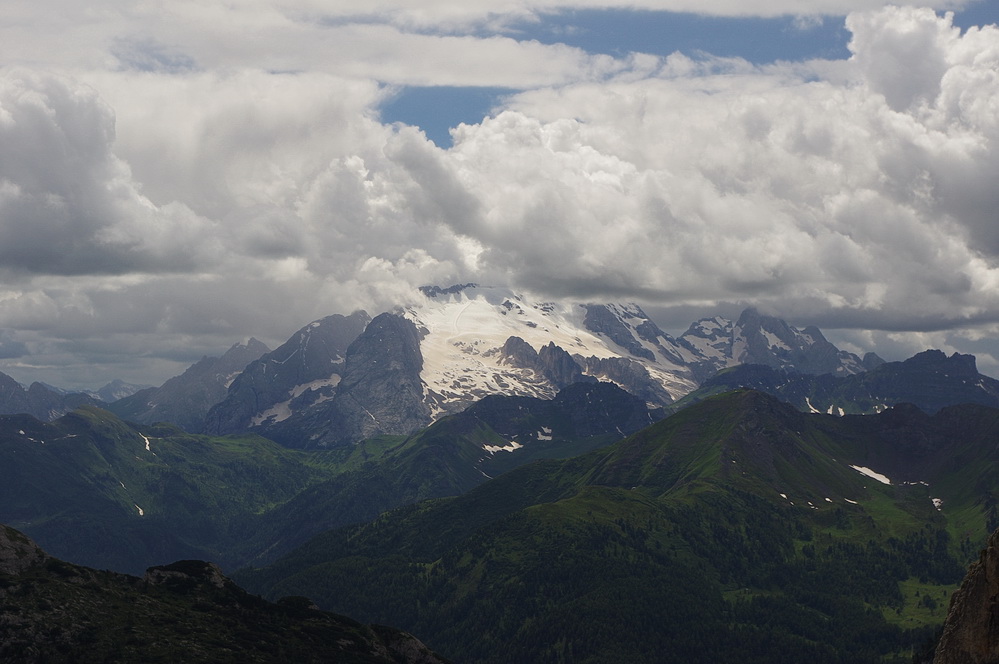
[111,38,200,74]
[1,5,999,388]
[254,1,984,30]
[0,71,220,277]
[0,330,27,360]
[433,11,999,335]
[847,5,957,111]
[0,68,478,385]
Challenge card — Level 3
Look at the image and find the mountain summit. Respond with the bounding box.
[200,285,872,447]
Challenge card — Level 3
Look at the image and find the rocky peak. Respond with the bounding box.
[301,312,432,447]
[582,304,656,361]
[863,352,886,370]
[204,310,370,435]
[905,349,979,376]
[0,524,48,576]
[537,342,592,388]
[934,527,999,663]
[220,337,271,370]
[679,307,871,379]
[500,335,539,368]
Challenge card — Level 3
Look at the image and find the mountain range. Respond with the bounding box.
[1,285,893,446]
[110,338,271,432]
[2,355,997,660]
[672,348,999,416]
[6,285,999,660]
[106,284,879,447]
[0,373,102,423]
[0,375,148,424]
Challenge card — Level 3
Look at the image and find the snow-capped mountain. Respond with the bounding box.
[405,286,700,419]
[678,307,882,382]
[202,284,874,447]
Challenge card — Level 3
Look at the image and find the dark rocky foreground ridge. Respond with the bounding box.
[935,527,999,663]
[0,524,448,663]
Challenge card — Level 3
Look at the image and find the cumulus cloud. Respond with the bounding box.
[0,69,478,385]
[1,4,999,387]
[0,71,219,277]
[446,10,999,334]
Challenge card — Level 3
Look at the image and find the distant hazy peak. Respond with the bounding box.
[419,283,478,298]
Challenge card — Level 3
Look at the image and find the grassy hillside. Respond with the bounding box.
[0,407,334,573]
[0,383,649,573]
[237,390,994,663]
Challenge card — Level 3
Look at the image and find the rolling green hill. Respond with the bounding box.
[0,382,651,573]
[236,390,997,663]
[0,406,333,573]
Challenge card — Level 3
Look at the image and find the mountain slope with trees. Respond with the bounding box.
[0,383,654,573]
[237,390,996,663]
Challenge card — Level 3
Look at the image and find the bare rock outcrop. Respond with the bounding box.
[0,524,47,576]
[935,528,999,663]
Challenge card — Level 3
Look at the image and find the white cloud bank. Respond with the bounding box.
[1,4,999,386]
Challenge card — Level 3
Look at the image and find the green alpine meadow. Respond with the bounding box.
[234,389,998,663]
[0,382,655,574]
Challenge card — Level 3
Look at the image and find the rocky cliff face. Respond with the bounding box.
[500,336,594,390]
[204,311,370,435]
[258,312,432,447]
[312,312,431,446]
[935,528,999,664]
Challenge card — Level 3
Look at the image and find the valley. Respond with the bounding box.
[2,290,998,662]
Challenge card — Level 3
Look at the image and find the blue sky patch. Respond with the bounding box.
[514,10,852,62]
[381,5,999,149]
[380,86,515,147]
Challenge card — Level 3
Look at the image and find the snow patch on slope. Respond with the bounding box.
[291,377,340,398]
[252,400,292,426]
[849,465,892,485]
[483,440,523,454]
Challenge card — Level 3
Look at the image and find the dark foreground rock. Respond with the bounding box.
[0,524,448,663]
[934,528,999,664]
